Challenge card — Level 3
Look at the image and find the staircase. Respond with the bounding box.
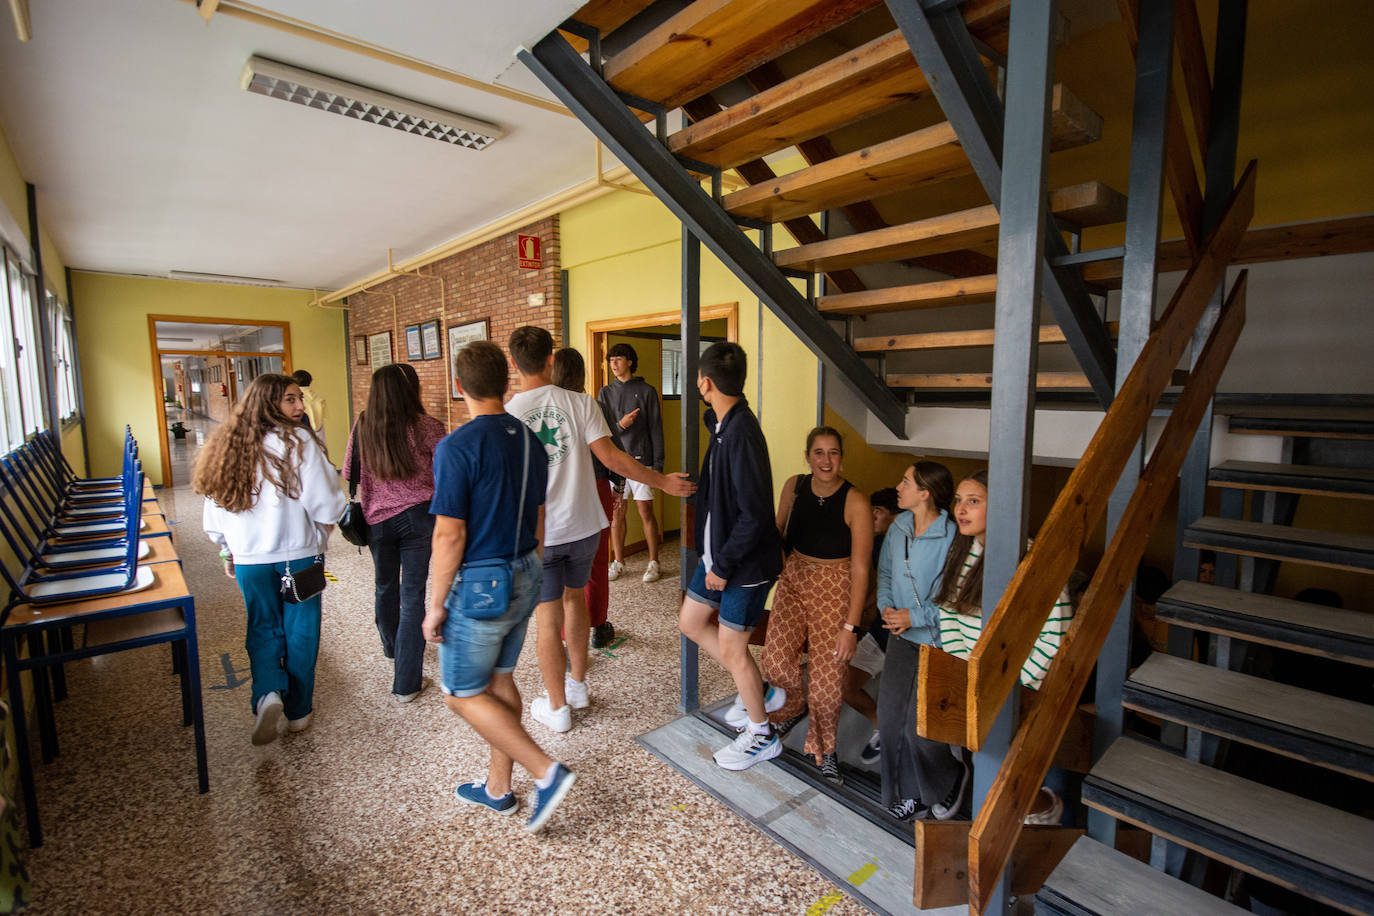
[520,0,1299,912]
[1057,412,1374,915]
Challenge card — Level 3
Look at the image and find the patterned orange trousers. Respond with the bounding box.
[761,553,851,758]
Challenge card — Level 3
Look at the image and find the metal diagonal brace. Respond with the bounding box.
[885,0,1117,407]
[518,33,908,438]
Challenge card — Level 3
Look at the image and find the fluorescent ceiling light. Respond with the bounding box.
[168,270,285,286]
[241,56,502,150]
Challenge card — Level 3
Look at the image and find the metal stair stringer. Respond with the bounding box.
[518,30,908,439]
[884,0,1118,407]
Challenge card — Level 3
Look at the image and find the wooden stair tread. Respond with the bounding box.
[667,3,1018,168]
[1183,516,1374,574]
[1084,737,1374,909]
[1156,581,1374,666]
[1037,836,1248,916]
[818,274,997,316]
[1124,653,1374,779]
[721,85,1100,222]
[1210,460,1374,499]
[856,321,1117,353]
[773,182,1123,273]
[603,0,883,113]
[887,371,1089,389]
[561,0,657,52]
[1225,406,1374,441]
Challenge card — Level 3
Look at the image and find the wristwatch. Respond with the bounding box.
[840,622,861,634]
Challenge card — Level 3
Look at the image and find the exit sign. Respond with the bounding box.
[518,234,542,269]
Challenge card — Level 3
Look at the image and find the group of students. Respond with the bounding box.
[192,323,1071,835]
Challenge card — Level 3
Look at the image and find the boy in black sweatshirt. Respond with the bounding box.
[677,342,786,770]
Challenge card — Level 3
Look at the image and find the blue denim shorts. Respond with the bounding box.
[686,561,775,632]
[439,549,541,698]
[538,530,601,602]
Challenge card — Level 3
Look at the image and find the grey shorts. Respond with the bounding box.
[538,530,601,602]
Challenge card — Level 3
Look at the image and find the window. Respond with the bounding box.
[7,256,44,435]
[660,338,716,397]
[0,250,26,449]
[48,290,79,422]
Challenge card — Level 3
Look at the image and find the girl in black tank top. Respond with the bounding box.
[759,427,873,783]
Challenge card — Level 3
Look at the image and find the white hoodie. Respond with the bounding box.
[203,427,347,565]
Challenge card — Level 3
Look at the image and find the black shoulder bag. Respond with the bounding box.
[338,422,370,547]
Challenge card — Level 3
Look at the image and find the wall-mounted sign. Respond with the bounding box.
[517,234,541,270]
[447,318,490,399]
[368,331,393,373]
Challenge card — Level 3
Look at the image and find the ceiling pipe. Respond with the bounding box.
[8,0,30,41]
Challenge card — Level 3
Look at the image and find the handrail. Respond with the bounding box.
[938,160,1257,751]
[967,270,1249,914]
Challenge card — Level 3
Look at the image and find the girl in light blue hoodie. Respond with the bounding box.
[874,461,958,820]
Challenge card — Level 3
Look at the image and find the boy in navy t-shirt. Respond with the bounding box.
[423,340,573,834]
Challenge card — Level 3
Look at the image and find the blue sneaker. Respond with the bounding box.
[525,763,576,834]
[455,780,517,815]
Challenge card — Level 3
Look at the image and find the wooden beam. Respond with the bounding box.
[857,322,1118,352]
[915,820,1083,909]
[722,86,1101,223]
[818,274,998,316]
[954,160,1256,754]
[603,0,883,112]
[9,0,31,40]
[1081,214,1374,286]
[561,0,656,52]
[888,371,1090,389]
[1174,0,1212,153]
[967,272,1249,915]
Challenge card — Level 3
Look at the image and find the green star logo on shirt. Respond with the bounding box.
[535,419,560,450]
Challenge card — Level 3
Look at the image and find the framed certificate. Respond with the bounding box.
[447,318,490,398]
[404,323,424,361]
[420,319,442,360]
[354,335,367,365]
[368,331,392,373]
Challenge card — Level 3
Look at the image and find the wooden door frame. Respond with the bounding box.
[585,302,738,395]
[148,315,293,486]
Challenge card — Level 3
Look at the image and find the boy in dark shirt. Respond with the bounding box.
[677,342,786,770]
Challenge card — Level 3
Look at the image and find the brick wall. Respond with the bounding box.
[345,217,562,431]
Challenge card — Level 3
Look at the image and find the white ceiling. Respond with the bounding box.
[0,0,599,290]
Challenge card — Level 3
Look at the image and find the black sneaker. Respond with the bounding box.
[932,758,972,820]
[774,708,808,737]
[887,797,928,821]
[819,753,843,785]
[591,621,615,648]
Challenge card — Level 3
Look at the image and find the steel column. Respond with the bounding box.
[518,35,908,438]
[679,228,701,714]
[974,3,1059,909]
[26,183,58,433]
[1090,0,1175,850]
[883,0,1118,408]
[1172,0,1248,592]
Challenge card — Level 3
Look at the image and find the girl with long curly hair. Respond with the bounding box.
[342,363,445,702]
[195,373,346,746]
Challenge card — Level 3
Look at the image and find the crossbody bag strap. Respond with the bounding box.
[511,421,530,562]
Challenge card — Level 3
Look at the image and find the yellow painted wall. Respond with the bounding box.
[70,273,347,485]
[563,189,820,523]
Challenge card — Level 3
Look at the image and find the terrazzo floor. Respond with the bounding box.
[21,482,883,915]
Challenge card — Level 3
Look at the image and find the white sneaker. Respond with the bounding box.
[531,695,572,733]
[287,713,312,734]
[642,560,661,583]
[252,691,285,746]
[723,683,787,730]
[607,560,625,581]
[713,727,781,771]
[395,676,432,704]
[564,676,589,710]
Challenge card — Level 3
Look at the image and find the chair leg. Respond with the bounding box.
[183,614,210,794]
[47,629,69,703]
[4,638,43,847]
[176,641,191,727]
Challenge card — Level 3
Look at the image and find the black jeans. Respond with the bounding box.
[877,636,964,807]
[368,502,434,695]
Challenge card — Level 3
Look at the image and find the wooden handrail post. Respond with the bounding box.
[967,272,1249,914]
[962,160,1255,751]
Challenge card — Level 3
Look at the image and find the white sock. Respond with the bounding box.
[748,719,771,735]
[536,764,561,789]
[485,785,506,800]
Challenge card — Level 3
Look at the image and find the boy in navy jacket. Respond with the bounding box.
[677,342,786,770]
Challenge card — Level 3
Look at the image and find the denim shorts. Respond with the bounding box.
[439,549,541,698]
[538,530,601,602]
[686,561,775,632]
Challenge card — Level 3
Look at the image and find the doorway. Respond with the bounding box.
[149,316,292,486]
[585,303,737,553]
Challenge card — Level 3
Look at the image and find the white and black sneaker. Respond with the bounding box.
[819,753,843,785]
[713,727,781,771]
[888,798,927,821]
[931,758,972,820]
[859,731,881,764]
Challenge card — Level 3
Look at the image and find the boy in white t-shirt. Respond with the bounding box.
[505,327,695,733]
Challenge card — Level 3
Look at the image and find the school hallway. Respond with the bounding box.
[20,480,874,915]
